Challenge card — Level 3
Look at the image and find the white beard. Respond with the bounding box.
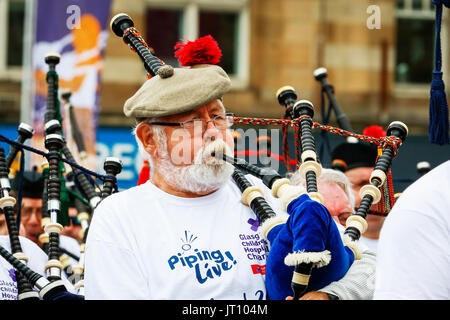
[157,139,235,194]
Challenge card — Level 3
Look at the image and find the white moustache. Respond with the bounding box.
[201,139,233,165]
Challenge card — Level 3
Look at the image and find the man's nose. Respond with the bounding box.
[28,212,40,225]
[204,120,221,141]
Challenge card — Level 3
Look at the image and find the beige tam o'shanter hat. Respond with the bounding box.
[123,34,231,119]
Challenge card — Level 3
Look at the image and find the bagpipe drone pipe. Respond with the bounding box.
[343,122,408,242]
[0,53,123,299]
[313,67,353,133]
[214,96,357,300]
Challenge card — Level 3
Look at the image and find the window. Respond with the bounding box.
[0,0,26,80]
[199,10,238,74]
[146,8,183,67]
[395,0,436,85]
[7,0,25,67]
[146,0,249,88]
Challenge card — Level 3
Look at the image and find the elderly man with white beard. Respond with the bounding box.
[84,36,371,300]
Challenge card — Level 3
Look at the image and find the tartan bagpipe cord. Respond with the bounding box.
[233,116,401,216]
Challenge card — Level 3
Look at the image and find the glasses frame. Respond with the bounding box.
[145,113,235,130]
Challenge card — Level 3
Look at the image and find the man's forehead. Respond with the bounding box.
[320,180,340,190]
[345,167,372,180]
[22,198,43,205]
[319,181,348,199]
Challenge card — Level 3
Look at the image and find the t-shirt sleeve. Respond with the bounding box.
[374,209,450,300]
[84,197,149,299]
[84,239,148,299]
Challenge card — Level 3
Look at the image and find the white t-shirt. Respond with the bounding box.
[0,235,75,300]
[374,160,450,300]
[85,175,284,300]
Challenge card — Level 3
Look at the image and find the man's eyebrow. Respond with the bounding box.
[209,106,225,114]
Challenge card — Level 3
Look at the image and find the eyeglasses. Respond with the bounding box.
[21,206,42,219]
[145,113,234,131]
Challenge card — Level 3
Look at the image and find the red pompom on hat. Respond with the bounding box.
[174,35,222,66]
[363,125,386,138]
[124,34,230,118]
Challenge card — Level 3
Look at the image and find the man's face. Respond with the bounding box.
[345,166,385,237]
[345,167,373,207]
[138,99,235,195]
[20,197,43,245]
[318,181,353,227]
[162,99,234,166]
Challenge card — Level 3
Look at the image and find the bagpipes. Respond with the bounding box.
[0,130,78,300]
[217,84,408,299]
[0,139,82,300]
[43,54,123,296]
[214,97,356,299]
[0,53,123,300]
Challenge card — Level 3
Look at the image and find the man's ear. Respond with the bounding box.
[136,124,157,157]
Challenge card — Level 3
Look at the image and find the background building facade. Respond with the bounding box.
[1,0,447,133]
[0,0,449,188]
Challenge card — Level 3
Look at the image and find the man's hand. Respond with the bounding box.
[286,291,331,300]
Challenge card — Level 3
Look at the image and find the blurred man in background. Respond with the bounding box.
[331,126,387,253]
[10,169,81,264]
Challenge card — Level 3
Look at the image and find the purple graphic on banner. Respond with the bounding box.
[33,0,111,122]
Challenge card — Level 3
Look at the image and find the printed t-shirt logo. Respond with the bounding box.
[0,269,18,300]
[167,231,237,284]
[8,269,16,282]
[240,222,269,276]
[247,217,259,232]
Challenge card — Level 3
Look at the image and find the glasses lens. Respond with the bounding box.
[226,114,234,127]
[181,114,234,131]
[180,119,198,130]
[213,115,229,129]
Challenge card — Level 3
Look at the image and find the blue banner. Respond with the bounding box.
[1,125,141,190]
